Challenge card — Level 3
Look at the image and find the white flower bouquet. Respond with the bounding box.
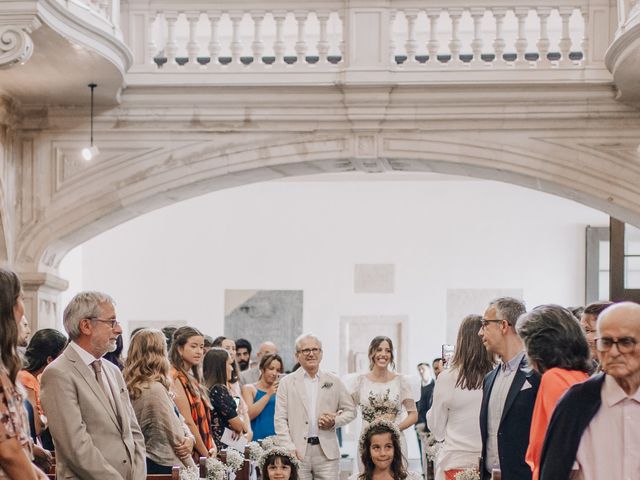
[360,388,400,423]
[179,466,199,480]
[260,435,278,450]
[247,441,264,463]
[454,468,480,480]
[205,456,227,480]
[424,432,443,462]
[225,448,244,473]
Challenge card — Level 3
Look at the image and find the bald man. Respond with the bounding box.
[240,341,278,385]
[540,302,640,480]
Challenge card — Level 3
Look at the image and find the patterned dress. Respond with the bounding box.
[0,367,33,478]
[208,384,239,450]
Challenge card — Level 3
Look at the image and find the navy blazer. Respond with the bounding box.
[479,356,540,480]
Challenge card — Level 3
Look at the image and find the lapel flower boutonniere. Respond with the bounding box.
[321,381,333,389]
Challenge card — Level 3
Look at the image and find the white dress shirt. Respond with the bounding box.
[303,371,320,438]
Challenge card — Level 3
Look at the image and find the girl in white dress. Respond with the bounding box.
[351,336,418,469]
[349,419,421,480]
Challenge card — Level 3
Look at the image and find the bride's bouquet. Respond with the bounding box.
[360,388,400,423]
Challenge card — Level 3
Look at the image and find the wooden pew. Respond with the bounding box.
[199,452,251,480]
[146,465,181,479]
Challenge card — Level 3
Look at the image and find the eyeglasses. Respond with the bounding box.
[480,319,503,329]
[88,316,120,329]
[595,337,638,353]
[297,347,321,356]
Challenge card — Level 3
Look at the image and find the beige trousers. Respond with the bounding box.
[298,444,339,480]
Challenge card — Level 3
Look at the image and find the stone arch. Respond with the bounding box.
[14,130,640,274]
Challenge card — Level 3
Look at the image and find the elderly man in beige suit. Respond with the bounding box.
[41,291,146,480]
[275,333,356,479]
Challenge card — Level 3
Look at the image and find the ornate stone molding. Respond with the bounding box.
[0,17,41,70]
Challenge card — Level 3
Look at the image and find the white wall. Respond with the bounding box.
[58,173,608,375]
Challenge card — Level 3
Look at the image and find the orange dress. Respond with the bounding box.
[17,370,42,415]
[526,367,589,480]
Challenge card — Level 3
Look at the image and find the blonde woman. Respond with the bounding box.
[124,329,196,473]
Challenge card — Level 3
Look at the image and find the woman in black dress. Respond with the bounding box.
[202,348,249,450]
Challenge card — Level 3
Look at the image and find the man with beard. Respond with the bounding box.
[41,291,146,479]
[236,338,252,371]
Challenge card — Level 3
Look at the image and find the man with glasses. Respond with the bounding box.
[275,333,356,479]
[478,297,540,480]
[539,301,640,480]
[41,291,146,480]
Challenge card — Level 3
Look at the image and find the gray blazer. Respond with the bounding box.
[41,345,146,480]
[274,368,356,460]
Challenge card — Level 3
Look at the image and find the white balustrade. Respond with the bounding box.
[122,1,610,72]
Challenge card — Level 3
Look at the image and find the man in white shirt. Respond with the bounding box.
[275,333,356,479]
[41,291,146,480]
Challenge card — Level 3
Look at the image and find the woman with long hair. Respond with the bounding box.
[352,336,417,469]
[202,347,249,450]
[426,314,495,480]
[516,305,591,480]
[349,419,421,480]
[19,328,67,447]
[213,336,253,440]
[241,353,284,441]
[0,267,47,479]
[124,329,196,473]
[168,326,215,459]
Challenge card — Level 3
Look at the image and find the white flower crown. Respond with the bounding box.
[358,418,402,453]
[258,446,301,471]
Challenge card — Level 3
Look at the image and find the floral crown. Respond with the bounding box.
[258,446,301,471]
[358,418,402,453]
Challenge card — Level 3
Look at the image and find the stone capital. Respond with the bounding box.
[19,271,69,330]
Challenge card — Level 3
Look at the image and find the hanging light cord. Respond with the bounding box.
[89,83,97,147]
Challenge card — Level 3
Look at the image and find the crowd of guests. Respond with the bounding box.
[1,264,639,480]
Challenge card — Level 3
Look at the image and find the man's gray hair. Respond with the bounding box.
[489,297,526,326]
[295,333,323,351]
[63,291,115,340]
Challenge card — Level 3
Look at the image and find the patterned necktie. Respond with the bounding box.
[91,359,110,400]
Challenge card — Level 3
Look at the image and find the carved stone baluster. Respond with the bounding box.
[448,8,463,65]
[294,11,308,65]
[389,9,397,65]
[317,11,330,64]
[273,11,287,64]
[426,9,441,66]
[514,7,529,67]
[229,11,243,65]
[147,11,157,66]
[470,8,485,65]
[207,11,221,67]
[581,6,590,66]
[251,11,265,65]
[164,11,178,69]
[536,7,552,68]
[185,11,200,68]
[404,9,419,64]
[558,6,574,67]
[491,8,507,67]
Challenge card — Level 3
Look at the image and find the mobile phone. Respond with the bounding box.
[442,344,455,369]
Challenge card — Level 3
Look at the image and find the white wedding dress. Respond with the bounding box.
[351,374,417,470]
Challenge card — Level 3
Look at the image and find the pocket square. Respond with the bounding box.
[520,380,532,391]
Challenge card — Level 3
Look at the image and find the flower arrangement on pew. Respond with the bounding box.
[179,465,200,480]
[247,441,265,463]
[224,448,245,474]
[205,456,227,480]
[455,468,480,480]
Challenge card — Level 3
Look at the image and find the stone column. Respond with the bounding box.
[19,272,68,331]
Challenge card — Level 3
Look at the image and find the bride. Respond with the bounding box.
[351,336,418,469]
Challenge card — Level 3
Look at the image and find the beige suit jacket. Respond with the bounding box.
[41,345,146,480]
[274,368,356,460]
